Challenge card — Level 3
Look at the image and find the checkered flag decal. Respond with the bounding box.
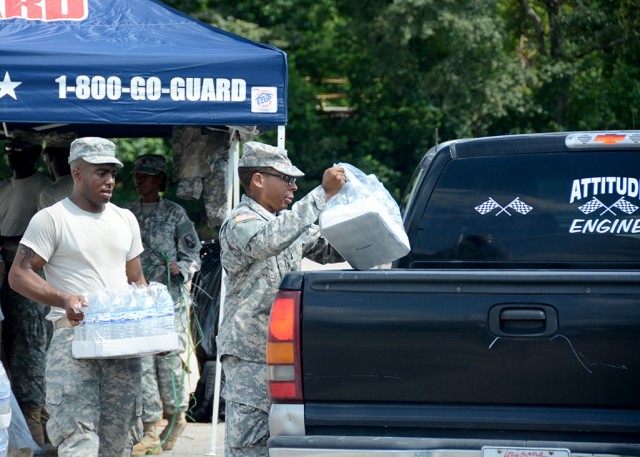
[612,197,639,215]
[507,198,533,215]
[475,197,533,216]
[475,198,500,215]
[579,196,639,215]
[578,197,604,214]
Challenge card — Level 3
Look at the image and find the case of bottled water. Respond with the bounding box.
[72,282,180,359]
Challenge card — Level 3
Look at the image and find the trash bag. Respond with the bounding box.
[190,240,222,370]
[188,240,224,423]
[187,360,224,423]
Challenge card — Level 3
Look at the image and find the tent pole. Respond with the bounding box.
[277,125,285,149]
[209,139,239,454]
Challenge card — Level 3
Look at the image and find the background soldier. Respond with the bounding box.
[0,131,52,447]
[38,132,77,210]
[126,154,201,455]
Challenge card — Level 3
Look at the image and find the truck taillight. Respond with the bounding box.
[566,131,640,148]
[267,290,303,402]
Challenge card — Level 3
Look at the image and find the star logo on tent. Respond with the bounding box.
[0,72,22,100]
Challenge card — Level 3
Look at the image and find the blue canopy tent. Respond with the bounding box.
[0,0,287,138]
[0,1,288,452]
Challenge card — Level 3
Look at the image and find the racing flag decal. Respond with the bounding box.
[578,196,639,216]
[475,197,533,216]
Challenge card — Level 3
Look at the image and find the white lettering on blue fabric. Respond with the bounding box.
[54,74,248,103]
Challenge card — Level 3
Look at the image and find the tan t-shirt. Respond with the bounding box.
[20,198,144,322]
[37,175,74,210]
[0,173,53,261]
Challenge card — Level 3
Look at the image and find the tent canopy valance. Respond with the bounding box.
[0,0,288,138]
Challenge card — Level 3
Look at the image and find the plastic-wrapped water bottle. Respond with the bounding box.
[0,363,10,416]
[83,305,98,342]
[73,321,86,342]
[72,294,89,341]
[150,282,175,335]
[0,428,7,457]
[94,307,112,341]
[85,290,108,341]
[109,290,128,340]
[135,285,158,337]
[125,289,138,338]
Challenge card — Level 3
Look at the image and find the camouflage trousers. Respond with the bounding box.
[46,328,142,457]
[1,279,49,407]
[138,341,188,422]
[221,356,270,457]
[139,301,190,422]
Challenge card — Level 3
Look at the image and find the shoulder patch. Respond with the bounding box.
[234,213,257,224]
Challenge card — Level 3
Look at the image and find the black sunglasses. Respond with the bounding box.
[260,171,296,187]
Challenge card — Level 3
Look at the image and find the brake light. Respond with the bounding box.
[566,131,640,148]
[266,290,303,402]
[594,134,626,144]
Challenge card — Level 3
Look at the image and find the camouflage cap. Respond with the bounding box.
[238,141,304,177]
[6,130,43,149]
[68,137,123,168]
[44,132,77,149]
[134,154,166,175]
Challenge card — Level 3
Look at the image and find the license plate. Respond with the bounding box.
[482,447,570,457]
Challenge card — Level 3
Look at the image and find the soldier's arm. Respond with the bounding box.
[173,218,201,281]
[8,243,86,324]
[126,255,147,288]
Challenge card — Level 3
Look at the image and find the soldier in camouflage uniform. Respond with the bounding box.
[38,132,77,210]
[171,126,230,227]
[7,137,146,457]
[126,154,201,455]
[0,131,52,446]
[218,141,346,456]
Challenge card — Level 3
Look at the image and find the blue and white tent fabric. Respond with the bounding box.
[0,0,288,137]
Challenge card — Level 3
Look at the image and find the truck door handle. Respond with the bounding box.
[488,304,558,337]
[501,309,545,321]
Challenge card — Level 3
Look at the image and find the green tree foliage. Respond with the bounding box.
[503,0,640,132]
[152,0,640,200]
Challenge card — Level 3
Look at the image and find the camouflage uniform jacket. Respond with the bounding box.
[218,186,343,363]
[126,198,201,299]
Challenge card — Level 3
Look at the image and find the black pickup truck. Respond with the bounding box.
[265,131,640,457]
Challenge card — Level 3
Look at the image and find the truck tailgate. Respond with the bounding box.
[300,269,640,411]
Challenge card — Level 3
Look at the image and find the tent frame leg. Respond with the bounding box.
[209,139,240,454]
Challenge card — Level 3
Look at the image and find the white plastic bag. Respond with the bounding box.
[319,163,410,269]
[9,391,39,453]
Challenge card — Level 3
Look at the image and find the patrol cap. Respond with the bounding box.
[44,132,77,150]
[6,130,43,150]
[134,154,166,175]
[238,141,304,177]
[68,137,123,168]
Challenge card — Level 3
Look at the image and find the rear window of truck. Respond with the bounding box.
[412,150,640,266]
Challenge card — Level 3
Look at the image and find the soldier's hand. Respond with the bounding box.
[322,166,346,199]
[169,261,180,276]
[65,295,87,326]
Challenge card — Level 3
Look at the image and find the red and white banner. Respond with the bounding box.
[0,0,87,21]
